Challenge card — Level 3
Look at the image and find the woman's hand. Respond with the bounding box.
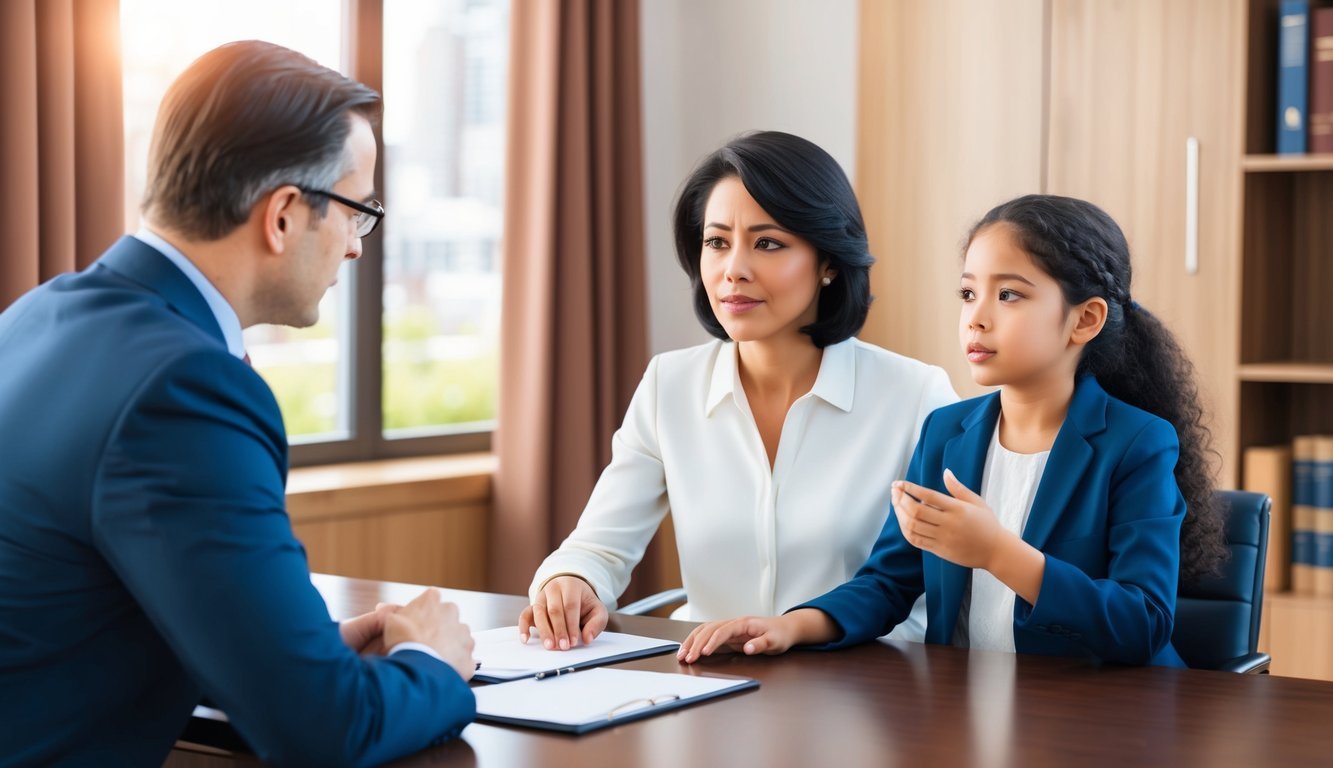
[518,575,609,650]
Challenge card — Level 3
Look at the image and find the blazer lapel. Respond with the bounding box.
[96,236,227,348]
[1020,376,1108,550]
[934,392,1002,634]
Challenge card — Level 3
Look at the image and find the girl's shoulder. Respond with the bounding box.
[923,391,997,432]
[1098,388,1181,450]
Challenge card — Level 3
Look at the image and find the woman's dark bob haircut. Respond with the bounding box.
[671,131,873,348]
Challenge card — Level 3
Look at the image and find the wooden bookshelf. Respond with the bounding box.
[1261,593,1333,681]
[1239,0,1333,681]
[1238,362,1333,383]
[1243,153,1333,171]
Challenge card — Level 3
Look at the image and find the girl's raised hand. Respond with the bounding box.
[892,469,1005,570]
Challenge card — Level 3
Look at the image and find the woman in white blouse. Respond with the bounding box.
[518,131,957,650]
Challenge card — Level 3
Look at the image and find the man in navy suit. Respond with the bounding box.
[0,41,477,766]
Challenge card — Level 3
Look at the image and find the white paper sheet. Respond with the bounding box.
[474,667,754,730]
[471,625,679,682]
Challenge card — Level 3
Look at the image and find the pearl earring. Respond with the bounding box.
[821,276,832,287]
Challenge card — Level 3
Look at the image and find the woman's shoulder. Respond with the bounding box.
[846,337,952,386]
[648,338,728,375]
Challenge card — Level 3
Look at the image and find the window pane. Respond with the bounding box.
[120,1,348,441]
[382,0,508,437]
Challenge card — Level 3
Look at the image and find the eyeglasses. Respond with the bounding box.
[297,186,385,237]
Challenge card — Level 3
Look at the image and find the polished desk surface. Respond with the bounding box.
[174,573,1333,767]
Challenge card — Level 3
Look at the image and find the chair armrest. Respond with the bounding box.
[1216,652,1271,675]
[619,588,687,616]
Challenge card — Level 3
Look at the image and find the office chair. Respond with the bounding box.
[619,587,687,616]
[1170,490,1272,674]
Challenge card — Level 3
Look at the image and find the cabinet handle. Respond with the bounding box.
[1185,136,1199,275]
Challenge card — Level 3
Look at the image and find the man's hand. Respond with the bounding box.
[383,588,476,682]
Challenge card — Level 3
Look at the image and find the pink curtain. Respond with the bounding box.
[492,0,658,598]
[0,0,123,310]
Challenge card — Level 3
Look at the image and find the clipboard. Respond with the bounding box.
[471,626,679,683]
[472,667,758,734]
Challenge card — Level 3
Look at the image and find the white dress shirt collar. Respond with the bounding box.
[705,337,857,417]
[133,227,246,360]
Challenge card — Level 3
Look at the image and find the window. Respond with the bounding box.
[120,0,507,464]
[381,0,506,438]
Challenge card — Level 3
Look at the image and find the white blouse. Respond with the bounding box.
[529,337,958,641]
[956,424,1051,652]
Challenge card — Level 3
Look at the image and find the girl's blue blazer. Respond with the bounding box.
[798,375,1188,667]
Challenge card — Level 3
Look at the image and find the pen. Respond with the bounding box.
[894,480,924,505]
[533,666,577,681]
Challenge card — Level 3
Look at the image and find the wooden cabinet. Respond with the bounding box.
[856,0,1047,400]
[1045,0,1246,486]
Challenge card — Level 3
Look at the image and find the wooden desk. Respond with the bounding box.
[173,574,1333,767]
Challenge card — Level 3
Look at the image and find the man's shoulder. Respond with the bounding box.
[0,261,278,460]
[16,260,229,370]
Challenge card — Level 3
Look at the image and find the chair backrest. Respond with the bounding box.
[1170,490,1271,670]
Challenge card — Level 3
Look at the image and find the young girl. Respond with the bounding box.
[678,194,1227,667]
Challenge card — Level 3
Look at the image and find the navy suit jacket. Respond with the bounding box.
[0,237,474,767]
[799,375,1188,667]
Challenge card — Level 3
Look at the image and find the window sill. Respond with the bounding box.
[286,452,496,524]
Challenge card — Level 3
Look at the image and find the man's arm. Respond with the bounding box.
[92,350,473,767]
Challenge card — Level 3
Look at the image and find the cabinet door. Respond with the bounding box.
[1046,0,1245,483]
[857,0,1047,400]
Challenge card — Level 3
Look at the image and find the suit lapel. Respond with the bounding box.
[1020,376,1108,550]
[934,392,1002,636]
[96,236,227,348]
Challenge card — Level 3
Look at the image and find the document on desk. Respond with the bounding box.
[473,667,758,734]
[471,626,679,683]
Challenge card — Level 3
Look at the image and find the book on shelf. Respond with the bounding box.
[1243,445,1292,593]
[1315,436,1333,596]
[1312,7,1333,153]
[1292,435,1317,593]
[1278,0,1311,154]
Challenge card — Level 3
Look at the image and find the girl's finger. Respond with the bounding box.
[942,468,983,502]
[895,480,960,512]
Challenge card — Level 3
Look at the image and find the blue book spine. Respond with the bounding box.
[1315,457,1333,566]
[1293,456,1314,568]
[1317,532,1333,569]
[1279,0,1311,154]
[1315,441,1333,595]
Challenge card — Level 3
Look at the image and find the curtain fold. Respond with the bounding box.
[0,0,123,311]
[492,0,656,598]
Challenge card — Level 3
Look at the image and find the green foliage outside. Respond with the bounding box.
[256,306,497,438]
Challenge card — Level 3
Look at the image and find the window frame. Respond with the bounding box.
[289,0,494,467]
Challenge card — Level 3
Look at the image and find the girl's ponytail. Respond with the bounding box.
[1088,301,1227,584]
